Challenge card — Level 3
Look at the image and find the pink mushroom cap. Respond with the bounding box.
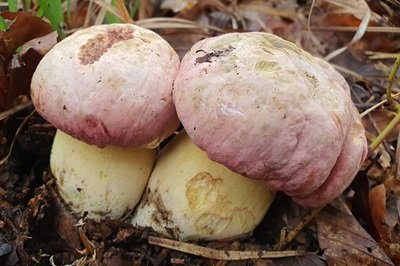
[173,32,368,208]
[31,24,180,148]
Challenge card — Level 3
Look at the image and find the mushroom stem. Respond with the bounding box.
[132,132,275,241]
[51,130,155,220]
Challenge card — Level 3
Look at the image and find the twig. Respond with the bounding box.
[0,101,33,121]
[148,236,305,260]
[310,26,400,33]
[0,110,35,166]
[274,206,324,251]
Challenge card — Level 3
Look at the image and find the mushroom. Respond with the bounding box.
[30,24,180,220]
[172,32,368,208]
[132,131,275,241]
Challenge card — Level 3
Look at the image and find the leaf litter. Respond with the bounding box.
[0,0,399,265]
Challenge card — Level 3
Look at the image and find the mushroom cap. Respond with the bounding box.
[31,24,180,148]
[173,32,367,208]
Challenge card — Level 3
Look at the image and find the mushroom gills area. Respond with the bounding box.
[51,130,156,220]
[131,132,275,241]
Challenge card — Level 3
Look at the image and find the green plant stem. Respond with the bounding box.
[369,54,400,154]
[130,0,141,19]
[386,55,400,107]
[368,108,400,153]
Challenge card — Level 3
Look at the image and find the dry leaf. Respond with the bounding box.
[320,0,371,61]
[363,109,400,142]
[369,184,391,241]
[47,175,81,250]
[19,31,58,57]
[317,198,394,265]
[380,240,400,266]
[0,11,54,111]
[254,254,326,266]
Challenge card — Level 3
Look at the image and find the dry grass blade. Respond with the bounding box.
[74,227,96,266]
[365,51,400,60]
[148,236,305,260]
[319,0,371,61]
[310,26,400,33]
[332,63,367,81]
[77,227,95,256]
[94,0,112,25]
[115,0,134,23]
[0,110,35,166]
[238,1,299,20]
[136,17,223,32]
[0,101,32,121]
[360,92,400,118]
[83,0,97,27]
[274,206,324,251]
[92,0,124,23]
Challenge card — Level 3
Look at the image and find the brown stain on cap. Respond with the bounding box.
[79,27,135,65]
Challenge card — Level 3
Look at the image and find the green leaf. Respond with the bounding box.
[0,16,8,31]
[105,0,122,24]
[130,0,141,19]
[36,0,65,39]
[7,0,18,12]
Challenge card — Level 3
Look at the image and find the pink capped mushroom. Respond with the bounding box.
[30,24,180,220]
[172,32,368,208]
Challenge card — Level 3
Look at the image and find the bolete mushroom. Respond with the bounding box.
[31,24,180,219]
[172,32,368,208]
[132,131,275,241]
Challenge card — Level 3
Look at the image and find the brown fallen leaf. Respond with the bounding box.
[317,198,394,265]
[380,240,400,266]
[363,109,400,143]
[19,31,58,57]
[47,176,81,250]
[349,170,380,240]
[0,11,54,111]
[369,184,391,242]
[0,11,53,56]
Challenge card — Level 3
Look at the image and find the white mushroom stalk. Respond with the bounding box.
[132,132,275,241]
[51,130,155,220]
[30,24,180,220]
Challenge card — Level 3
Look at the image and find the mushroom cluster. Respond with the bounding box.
[31,25,367,240]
